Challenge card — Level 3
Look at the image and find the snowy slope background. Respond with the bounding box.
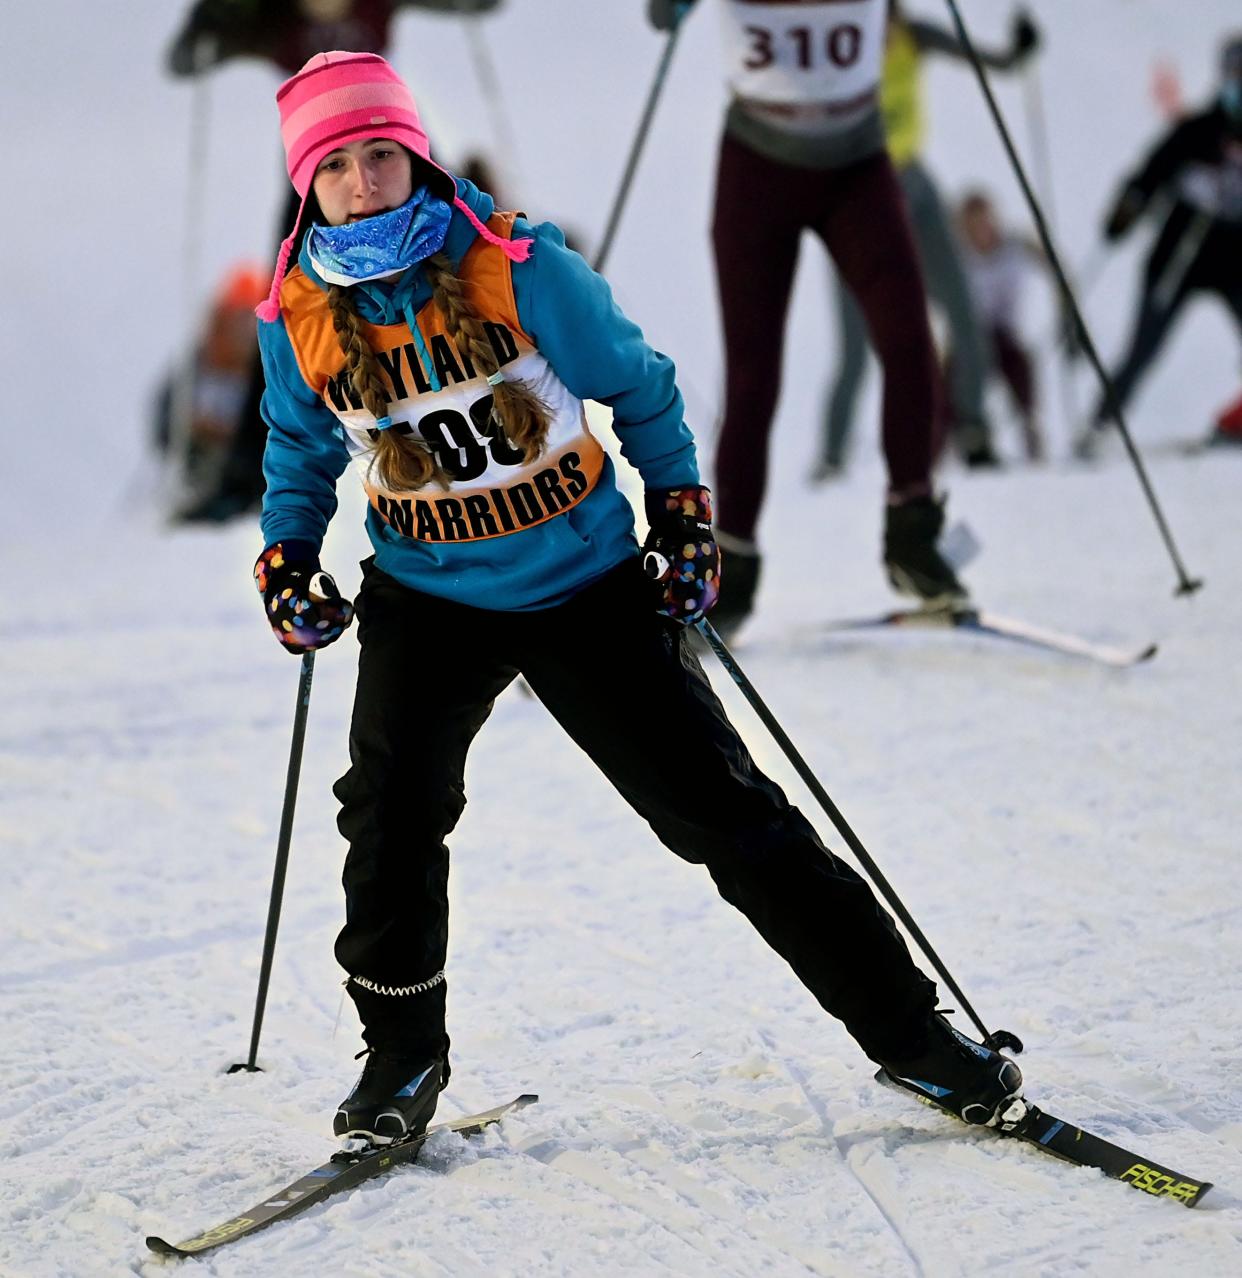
[3,1,1242,1274]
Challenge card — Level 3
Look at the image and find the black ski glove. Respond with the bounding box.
[1010,11,1041,63]
[647,0,696,33]
[254,542,354,655]
[641,486,720,625]
[1103,185,1144,241]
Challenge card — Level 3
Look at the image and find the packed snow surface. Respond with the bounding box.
[3,1,1242,1274]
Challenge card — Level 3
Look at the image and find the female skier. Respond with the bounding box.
[648,0,972,640]
[251,50,1020,1147]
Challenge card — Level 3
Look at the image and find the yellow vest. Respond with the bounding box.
[881,22,924,168]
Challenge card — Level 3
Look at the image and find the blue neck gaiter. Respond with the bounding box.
[307,185,452,286]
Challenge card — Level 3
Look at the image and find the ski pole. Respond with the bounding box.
[1037,243,1109,353]
[1073,242,1112,303]
[165,35,216,512]
[1151,208,1212,312]
[695,618,1023,1054]
[941,0,1201,598]
[229,651,317,1073]
[455,0,522,181]
[1021,61,1079,426]
[593,20,685,274]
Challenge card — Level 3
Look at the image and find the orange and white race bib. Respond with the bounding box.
[279,212,607,543]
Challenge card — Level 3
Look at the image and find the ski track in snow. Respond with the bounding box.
[7,0,1242,1272]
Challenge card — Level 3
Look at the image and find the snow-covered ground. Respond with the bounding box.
[4,2,1242,1274]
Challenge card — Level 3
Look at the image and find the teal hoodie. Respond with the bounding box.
[257,179,699,611]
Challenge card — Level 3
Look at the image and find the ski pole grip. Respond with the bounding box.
[644,550,671,581]
[986,1028,1025,1054]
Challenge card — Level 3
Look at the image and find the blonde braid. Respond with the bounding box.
[325,284,444,492]
[421,251,551,461]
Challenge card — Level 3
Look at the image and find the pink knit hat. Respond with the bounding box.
[256,51,530,321]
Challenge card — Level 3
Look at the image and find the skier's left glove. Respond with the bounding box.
[254,541,354,655]
[641,486,720,625]
[1103,185,1144,241]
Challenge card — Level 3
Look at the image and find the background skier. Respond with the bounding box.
[649,0,973,640]
[816,2,1040,479]
[151,263,270,497]
[1075,32,1242,457]
[953,189,1047,462]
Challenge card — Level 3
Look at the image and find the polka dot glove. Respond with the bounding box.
[641,486,720,624]
[253,542,354,655]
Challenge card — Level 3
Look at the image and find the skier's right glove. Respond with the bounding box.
[647,0,696,32]
[254,542,354,655]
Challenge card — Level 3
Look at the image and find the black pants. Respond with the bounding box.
[335,557,935,1065]
[1094,210,1242,425]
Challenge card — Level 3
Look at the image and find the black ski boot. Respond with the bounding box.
[334,1050,446,1147]
[711,533,761,641]
[878,1012,1023,1127]
[954,417,1002,469]
[883,494,969,608]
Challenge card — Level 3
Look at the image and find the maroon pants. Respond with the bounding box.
[947,323,1040,458]
[989,324,1035,415]
[712,135,938,540]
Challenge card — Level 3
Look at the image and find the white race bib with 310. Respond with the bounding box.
[721,0,886,106]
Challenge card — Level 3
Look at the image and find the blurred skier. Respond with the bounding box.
[167,0,495,76]
[153,265,270,496]
[165,0,501,523]
[248,50,1022,1147]
[817,2,1041,479]
[1075,33,1242,459]
[649,0,975,640]
[953,191,1046,462]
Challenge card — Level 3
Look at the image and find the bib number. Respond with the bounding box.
[372,392,526,481]
[741,22,863,72]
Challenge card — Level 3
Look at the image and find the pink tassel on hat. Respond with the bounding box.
[255,231,298,321]
[453,197,534,263]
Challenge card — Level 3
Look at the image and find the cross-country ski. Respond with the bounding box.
[146,1095,537,1257]
[876,1072,1211,1208]
[817,605,1159,667]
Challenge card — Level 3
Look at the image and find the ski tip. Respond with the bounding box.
[515,1092,539,1107]
[1136,1176,1213,1208]
[1136,643,1159,663]
[145,1235,182,1256]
